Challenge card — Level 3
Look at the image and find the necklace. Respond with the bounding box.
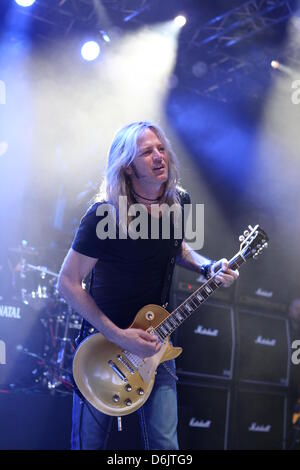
[131,189,161,203]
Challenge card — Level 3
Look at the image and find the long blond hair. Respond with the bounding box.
[95,121,182,213]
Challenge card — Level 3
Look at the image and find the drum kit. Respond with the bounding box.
[0,241,82,394]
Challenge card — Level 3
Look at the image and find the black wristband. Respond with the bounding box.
[200,261,215,280]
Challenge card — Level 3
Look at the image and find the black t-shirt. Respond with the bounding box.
[72,190,190,329]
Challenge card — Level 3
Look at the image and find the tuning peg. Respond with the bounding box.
[263,242,268,248]
[239,235,245,242]
[253,253,259,260]
[243,230,250,237]
[256,244,261,249]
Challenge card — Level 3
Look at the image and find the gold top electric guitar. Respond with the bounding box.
[73,224,269,416]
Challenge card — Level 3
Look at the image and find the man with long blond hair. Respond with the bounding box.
[58,121,238,450]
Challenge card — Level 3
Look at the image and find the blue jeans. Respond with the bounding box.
[71,359,179,450]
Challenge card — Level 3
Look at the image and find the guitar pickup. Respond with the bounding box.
[108,360,128,383]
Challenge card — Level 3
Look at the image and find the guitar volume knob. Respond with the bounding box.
[125,398,132,406]
[137,388,144,395]
[112,394,120,403]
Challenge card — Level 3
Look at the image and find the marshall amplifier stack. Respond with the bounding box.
[171,263,291,450]
[174,302,235,380]
[233,261,291,450]
[232,309,290,450]
[177,381,231,450]
[232,388,288,450]
[236,309,290,387]
[172,289,235,450]
[236,260,290,315]
[171,264,235,450]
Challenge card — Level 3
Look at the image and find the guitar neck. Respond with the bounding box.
[155,252,246,341]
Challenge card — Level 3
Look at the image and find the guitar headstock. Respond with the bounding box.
[239,225,269,260]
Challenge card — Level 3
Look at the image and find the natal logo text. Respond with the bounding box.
[0,305,21,319]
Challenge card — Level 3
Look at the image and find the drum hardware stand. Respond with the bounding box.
[15,346,47,387]
[46,305,74,391]
[6,242,79,394]
[56,305,72,370]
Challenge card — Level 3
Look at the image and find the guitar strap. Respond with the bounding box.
[160,192,188,308]
[160,238,181,309]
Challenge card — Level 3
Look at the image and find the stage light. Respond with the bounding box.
[100,31,111,43]
[174,15,186,28]
[14,0,36,6]
[271,60,279,69]
[270,60,293,76]
[81,41,100,61]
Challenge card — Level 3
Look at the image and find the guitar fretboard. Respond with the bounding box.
[155,253,245,341]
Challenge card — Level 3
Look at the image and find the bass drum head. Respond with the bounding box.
[0,299,47,388]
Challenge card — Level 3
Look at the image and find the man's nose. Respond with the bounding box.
[153,148,163,160]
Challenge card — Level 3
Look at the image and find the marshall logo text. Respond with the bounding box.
[255,335,276,347]
[189,417,212,429]
[248,422,271,433]
[194,325,219,337]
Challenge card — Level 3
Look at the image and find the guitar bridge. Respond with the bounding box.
[117,354,135,374]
